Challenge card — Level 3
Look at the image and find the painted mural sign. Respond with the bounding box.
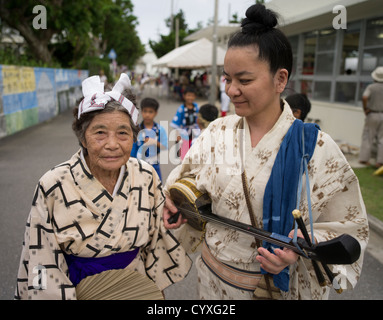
[0,65,88,138]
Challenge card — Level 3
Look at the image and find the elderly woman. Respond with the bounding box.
[15,74,191,300]
[164,4,368,300]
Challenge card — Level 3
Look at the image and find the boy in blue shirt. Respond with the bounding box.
[170,86,199,158]
[130,98,168,181]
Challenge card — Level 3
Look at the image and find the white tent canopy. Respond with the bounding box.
[152,38,226,69]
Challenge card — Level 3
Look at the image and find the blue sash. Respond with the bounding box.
[262,120,319,292]
[64,248,139,286]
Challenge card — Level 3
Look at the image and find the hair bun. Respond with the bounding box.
[241,4,278,34]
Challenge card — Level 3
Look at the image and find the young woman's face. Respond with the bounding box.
[223,46,287,119]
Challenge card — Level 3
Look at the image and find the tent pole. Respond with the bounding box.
[175,18,179,80]
[209,0,219,105]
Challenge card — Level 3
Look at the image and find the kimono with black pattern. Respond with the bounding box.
[15,150,191,300]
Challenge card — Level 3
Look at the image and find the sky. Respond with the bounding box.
[131,0,260,48]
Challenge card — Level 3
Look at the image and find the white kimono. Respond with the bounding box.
[164,103,368,300]
[15,150,192,300]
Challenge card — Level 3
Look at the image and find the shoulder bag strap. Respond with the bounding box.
[239,117,275,299]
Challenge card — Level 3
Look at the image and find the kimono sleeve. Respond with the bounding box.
[15,181,75,300]
[284,132,369,299]
[141,166,192,291]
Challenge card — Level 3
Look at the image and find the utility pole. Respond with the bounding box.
[209,0,219,105]
[175,17,179,79]
[175,18,179,48]
[170,0,174,32]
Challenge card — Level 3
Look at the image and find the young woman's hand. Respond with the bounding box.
[163,197,187,229]
[255,229,304,274]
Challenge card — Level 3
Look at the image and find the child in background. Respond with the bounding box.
[197,103,219,130]
[171,86,199,159]
[130,97,168,181]
[171,86,199,141]
[192,103,219,145]
[285,93,311,122]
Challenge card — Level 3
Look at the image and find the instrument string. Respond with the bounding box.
[176,206,306,255]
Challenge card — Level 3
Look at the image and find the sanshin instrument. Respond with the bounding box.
[168,178,361,266]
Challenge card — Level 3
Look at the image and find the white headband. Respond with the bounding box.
[78,73,139,125]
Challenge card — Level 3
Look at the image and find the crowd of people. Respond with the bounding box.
[133,69,220,102]
[15,3,370,301]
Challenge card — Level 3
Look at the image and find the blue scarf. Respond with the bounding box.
[262,119,319,292]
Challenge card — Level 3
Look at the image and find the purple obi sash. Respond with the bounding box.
[64,248,140,286]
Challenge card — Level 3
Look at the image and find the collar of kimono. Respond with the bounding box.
[78,73,139,125]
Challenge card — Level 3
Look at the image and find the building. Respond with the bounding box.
[185,24,240,49]
[185,0,383,148]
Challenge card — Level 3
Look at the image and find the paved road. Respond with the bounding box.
[1,86,382,300]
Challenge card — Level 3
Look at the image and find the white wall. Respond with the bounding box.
[307,100,364,148]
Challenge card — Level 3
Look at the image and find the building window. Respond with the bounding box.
[316,53,335,75]
[362,17,383,75]
[300,80,313,99]
[340,22,360,75]
[365,17,383,47]
[303,32,316,75]
[315,29,336,75]
[335,82,357,103]
[288,35,299,79]
[362,48,383,75]
[317,29,337,51]
[292,15,383,106]
[313,81,331,101]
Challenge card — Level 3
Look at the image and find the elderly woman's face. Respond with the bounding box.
[82,110,133,176]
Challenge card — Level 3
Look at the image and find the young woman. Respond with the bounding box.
[163,4,368,300]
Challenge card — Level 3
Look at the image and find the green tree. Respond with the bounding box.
[149,9,197,59]
[0,0,144,69]
[98,0,144,69]
[229,13,240,24]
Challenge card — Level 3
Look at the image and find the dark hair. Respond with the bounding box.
[199,104,219,122]
[72,88,139,153]
[228,4,293,79]
[140,97,159,111]
[183,86,196,95]
[285,93,311,121]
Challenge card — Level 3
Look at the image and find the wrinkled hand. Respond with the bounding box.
[163,197,187,229]
[255,230,302,275]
